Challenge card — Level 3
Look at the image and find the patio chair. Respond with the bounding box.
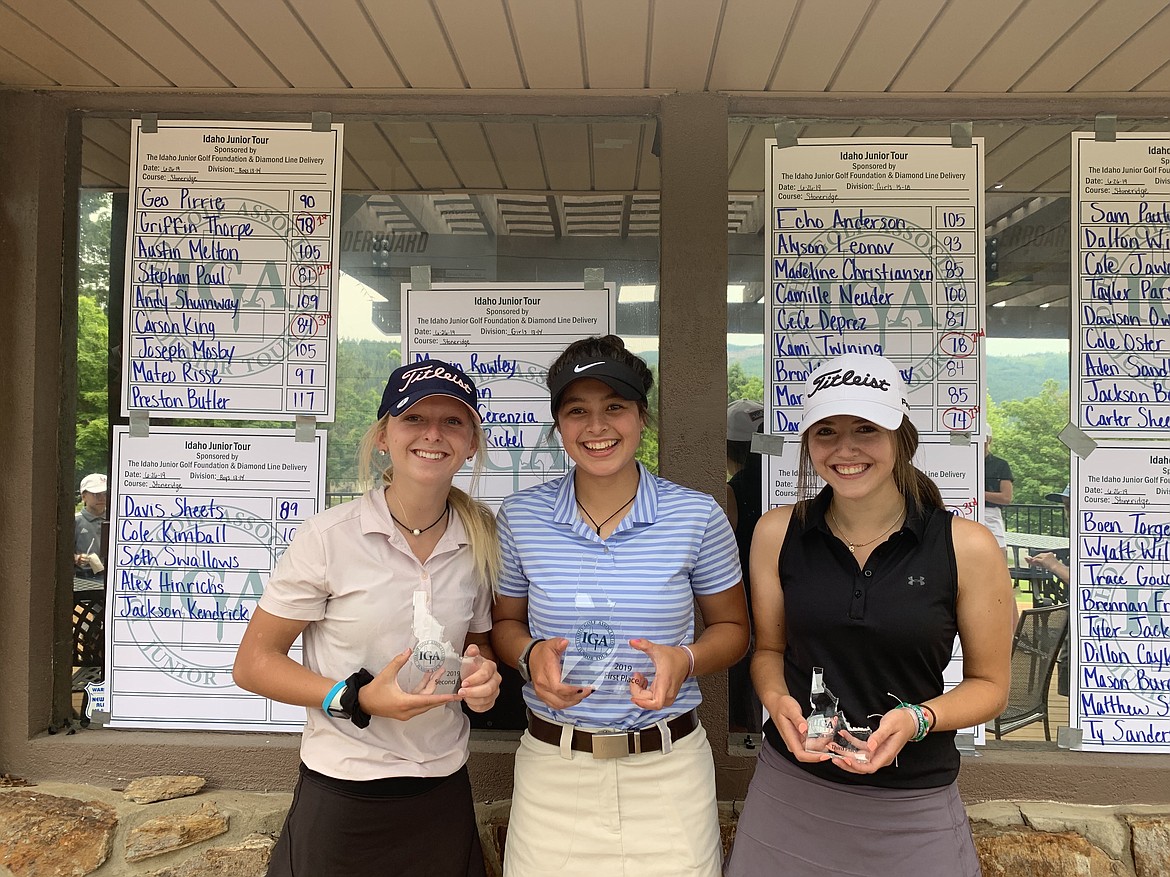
[991,602,1069,741]
[71,594,105,727]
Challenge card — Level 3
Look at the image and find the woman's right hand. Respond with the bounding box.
[767,693,832,763]
[358,649,460,721]
[529,638,592,711]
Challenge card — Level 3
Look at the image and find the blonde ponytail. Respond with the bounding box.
[449,488,500,595]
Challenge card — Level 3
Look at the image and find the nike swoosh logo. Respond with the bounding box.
[574,361,605,373]
[395,397,410,409]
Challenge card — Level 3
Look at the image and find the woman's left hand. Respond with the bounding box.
[627,639,690,711]
[458,643,502,713]
[830,707,917,774]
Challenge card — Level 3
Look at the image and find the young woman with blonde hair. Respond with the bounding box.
[234,359,501,877]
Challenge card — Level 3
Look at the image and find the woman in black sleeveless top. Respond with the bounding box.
[726,353,1014,877]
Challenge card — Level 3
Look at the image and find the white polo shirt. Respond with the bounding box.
[498,464,741,730]
[259,488,493,780]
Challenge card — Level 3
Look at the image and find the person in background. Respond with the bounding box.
[983,429,1014,565]
[1026,483,1073,694]
[492,335,749,877]
[726,398,765,735]
[726,353,1013,877]
[234,360,501,877]
[74,473,107,579]
[1026,484,1071,586]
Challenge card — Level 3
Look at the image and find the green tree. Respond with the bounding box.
[991,379,1070,504]
[79,192,113,308]
[727,362,763,403]
[327,340,400,490]
[75,294,110,485]
[636,366,660,474]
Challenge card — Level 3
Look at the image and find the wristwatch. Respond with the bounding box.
[517,637,545,683]
[324,679,351,720]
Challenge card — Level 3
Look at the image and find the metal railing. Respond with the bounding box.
[1003,504,1068,538]
[326,491,362,508]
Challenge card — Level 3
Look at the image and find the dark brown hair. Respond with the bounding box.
[546,335,654,425]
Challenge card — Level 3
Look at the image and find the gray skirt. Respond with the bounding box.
[725,741,981,877]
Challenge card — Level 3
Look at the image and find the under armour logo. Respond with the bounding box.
[907,575,926,587]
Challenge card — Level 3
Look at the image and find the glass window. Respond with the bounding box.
[71,113,660,733]
[721,117,1128,748]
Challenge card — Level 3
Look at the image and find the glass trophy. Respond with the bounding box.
[397,591,465,695]
[804,667,873,763]
[560,590,618,689]
[559,556,655,691]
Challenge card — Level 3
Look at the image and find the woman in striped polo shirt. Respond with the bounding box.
[492,334,750,877]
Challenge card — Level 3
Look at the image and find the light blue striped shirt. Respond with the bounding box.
[498,464,742,730]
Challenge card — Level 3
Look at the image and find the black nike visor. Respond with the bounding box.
[548,357,648,415]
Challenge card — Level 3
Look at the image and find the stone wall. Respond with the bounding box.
[2,778,1168,876]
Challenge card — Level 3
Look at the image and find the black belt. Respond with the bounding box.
[527,709,699,758]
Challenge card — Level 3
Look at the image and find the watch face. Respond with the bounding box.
[518,639,540,682]
[327,707,350,720]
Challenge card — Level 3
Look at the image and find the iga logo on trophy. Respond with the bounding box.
[575,620,616,661]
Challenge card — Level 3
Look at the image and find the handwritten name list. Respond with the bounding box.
[122,121,343,421]
[1072,443,1170,753]
[402,284,616,506]
[107,425,325,731]
[1073,133,1170,437]
[765,138,986,438]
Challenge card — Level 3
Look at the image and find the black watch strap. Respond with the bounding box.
[518,637,544,683]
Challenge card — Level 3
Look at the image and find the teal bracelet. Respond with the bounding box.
[322,679,346,712]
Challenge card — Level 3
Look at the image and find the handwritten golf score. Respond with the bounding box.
[400,283,617,506]
[102,425,325,730]
[1072,132,1170,438]
[764,137,986,441]
[122,119,343,421]
[1071,443,1170,753]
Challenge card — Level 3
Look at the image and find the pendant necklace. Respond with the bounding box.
[827,503,904,554]
[576,471,640,536]
[577,494,637,536]
[387,485,449,536]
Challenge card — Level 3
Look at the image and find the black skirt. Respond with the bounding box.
[268,763,486,877]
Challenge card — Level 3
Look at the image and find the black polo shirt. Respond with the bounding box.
[763,487,961,789]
